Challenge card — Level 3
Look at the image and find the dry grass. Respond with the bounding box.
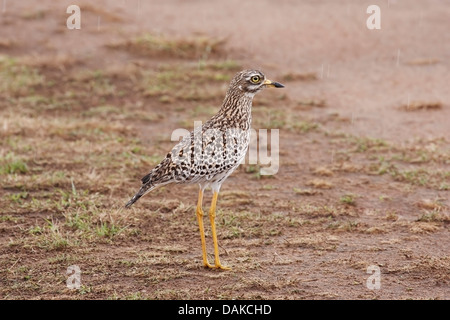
[313,166,334,177]
[281,72,318,82]
[107,33,226,59]
[409,222,440,234]
[406,58,440,66]
[293,188,321,196]
[400,101,443,111]
[0,51,287,299]
[306,179,334,189]
[296,99,326,109]
[20,10,47,20]
[20,54,78,70]
[0,55,45,97]
[80,4,124,22]
[326,132,450,191]
[1,37,449,299]
[415,199,446,211]
[140,63,236,102]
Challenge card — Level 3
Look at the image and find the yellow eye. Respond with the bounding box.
[250,75,260,83]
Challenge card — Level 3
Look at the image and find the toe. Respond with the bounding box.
[216,264,231,271]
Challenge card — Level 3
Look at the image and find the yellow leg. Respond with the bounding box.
[196,189,213,268]
[209,192,231,270]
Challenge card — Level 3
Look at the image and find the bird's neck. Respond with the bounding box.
[218,92,254,130]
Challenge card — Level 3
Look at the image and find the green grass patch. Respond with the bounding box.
[0,153,29,174]
[340,194,356,206]
[0,55,44,96]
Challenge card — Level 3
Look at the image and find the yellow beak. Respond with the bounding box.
[263,79,285,88]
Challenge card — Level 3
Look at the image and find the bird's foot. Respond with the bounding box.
[203,262,231,271]
[203,261,214,269]
[215,263,231,271]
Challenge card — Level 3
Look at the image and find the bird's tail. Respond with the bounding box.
[125,173,154,208]
[125,191,143,208]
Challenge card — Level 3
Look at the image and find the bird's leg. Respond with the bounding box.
[196,189,213,268]
[209,191,231,270]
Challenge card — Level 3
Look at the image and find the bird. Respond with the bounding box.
[125,69,284,270]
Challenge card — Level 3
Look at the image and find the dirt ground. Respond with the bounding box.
[0,0,449,300]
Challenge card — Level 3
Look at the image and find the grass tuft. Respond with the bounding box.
[107,33,226,59]
[0,153,29,174]
[340,194,356,206]
[0,55,44,97]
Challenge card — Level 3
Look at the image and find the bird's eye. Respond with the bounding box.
[250,75,260,83]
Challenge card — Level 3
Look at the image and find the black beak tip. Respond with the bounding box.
[273,82,285,88]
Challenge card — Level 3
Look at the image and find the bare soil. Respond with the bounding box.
[0,0,449,300]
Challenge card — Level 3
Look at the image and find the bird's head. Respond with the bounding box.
[228,69,284,97]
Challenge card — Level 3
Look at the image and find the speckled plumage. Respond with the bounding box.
[126,69,283,208]
[125,69,284,269]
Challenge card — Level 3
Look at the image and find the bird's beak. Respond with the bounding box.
[263,79,285,88]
